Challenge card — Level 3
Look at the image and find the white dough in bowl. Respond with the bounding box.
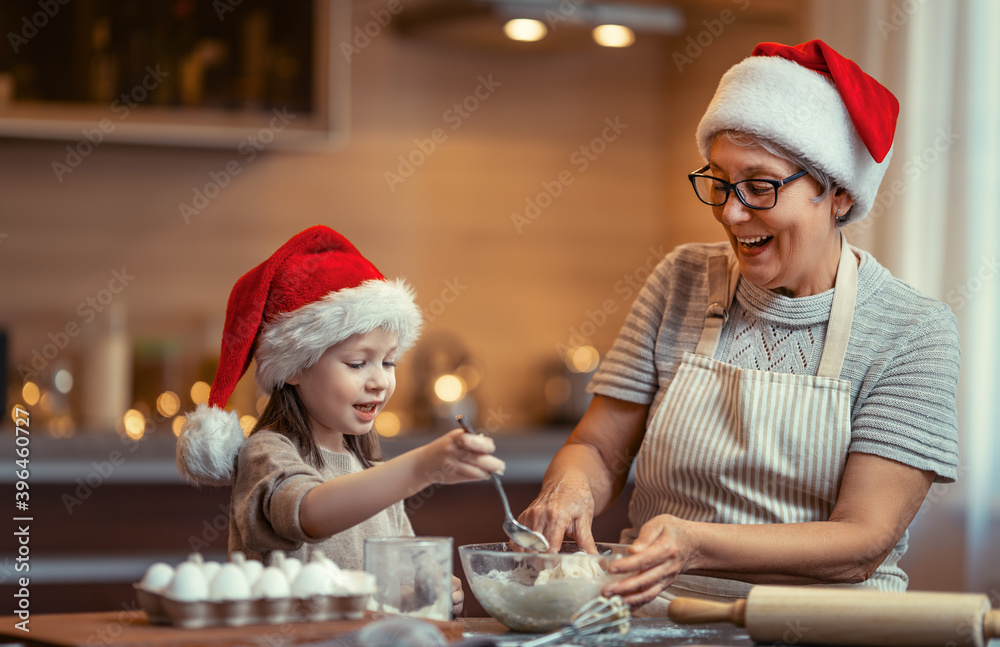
[534,551,607,585]
[460,542,629,632]
[469,556,618,632]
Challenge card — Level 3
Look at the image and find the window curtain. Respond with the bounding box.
[810,0,1000,594]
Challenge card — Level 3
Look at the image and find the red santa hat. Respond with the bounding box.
[695,39,899,224]
[176,226,422,486]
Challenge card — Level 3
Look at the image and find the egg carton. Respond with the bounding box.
[134,584,370,628]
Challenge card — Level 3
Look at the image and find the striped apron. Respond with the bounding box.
[624,234,906,615]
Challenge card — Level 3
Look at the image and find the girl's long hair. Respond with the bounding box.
[250,382,384,469]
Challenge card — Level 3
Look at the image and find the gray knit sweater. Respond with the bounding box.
[229,431,413,570]
[588,241,960,483]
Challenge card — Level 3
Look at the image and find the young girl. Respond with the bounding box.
[175,225,504,615]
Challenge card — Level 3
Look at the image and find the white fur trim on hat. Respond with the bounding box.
[176,403,245,486]
[695,55,892,224]
[255,278,422,392]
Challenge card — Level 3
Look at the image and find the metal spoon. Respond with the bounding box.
[455,415,550,552]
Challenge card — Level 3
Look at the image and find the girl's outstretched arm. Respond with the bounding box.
[299,429,504,539]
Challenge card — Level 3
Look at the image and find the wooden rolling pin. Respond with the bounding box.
[668,586,1000,647]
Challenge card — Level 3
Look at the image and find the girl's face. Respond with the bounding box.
[286,328,397,452]
[707,136,851,297]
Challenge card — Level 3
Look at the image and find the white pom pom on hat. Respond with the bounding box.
[695,39,900,224]
[175,226,422,486]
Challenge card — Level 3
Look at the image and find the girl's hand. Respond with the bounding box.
[518,474,598,554]
[420,428,506,486]
[451,575,464,616]
[601,514,696,606]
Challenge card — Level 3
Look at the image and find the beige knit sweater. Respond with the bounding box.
[228,430,413,570]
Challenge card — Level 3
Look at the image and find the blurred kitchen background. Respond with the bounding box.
[0,0,997,614]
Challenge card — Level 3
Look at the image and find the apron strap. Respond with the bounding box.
[694,231,858,377]
[815,231,858,379]
[694,255,739,359]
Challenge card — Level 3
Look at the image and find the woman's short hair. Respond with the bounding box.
[714,130,848,222]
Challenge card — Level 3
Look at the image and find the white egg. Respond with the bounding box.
[202,560,222,583]
[139,562,175,593]
[281,557,302,583]
[209,563,251,601]
[269,551,304,585]
[166,562,209,602]
[315,553,341,577]
[242,559,264,586]
[252,566,291,599]
[228,551,264,587]
[291,561,330,597]
[330,570,376,596]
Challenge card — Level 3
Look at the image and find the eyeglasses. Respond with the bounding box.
[688,164,809,210]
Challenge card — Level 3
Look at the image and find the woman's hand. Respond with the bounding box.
[451,575,464,616]
[518,473,599,554]
[518,395,649,554]
[418,428,506,486]
[602,514,696,607]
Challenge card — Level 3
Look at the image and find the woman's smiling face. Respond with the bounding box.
[707,134,851,297]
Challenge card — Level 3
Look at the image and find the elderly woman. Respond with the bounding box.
[519,40,959,612]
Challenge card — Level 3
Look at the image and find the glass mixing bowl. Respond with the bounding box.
[458,541,629,632]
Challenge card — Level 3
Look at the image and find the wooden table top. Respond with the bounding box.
[0,610,462,647]
[0,610,755,646]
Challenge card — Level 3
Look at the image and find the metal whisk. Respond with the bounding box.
[520,596,631,646]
